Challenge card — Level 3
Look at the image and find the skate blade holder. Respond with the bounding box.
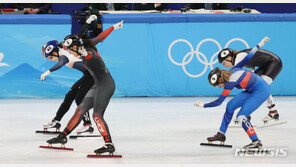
[200,141,232,148]
[258,120,287,128]
[70,134,101,139]
[77,131,94,135]
[238,148,271,154]
[39,144,74,151]
[264,118,280,124]
[35,130,61,134]
[87,153,122,158]
[43,128,60,132]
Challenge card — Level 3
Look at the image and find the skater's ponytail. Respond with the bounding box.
[220,70,231,83]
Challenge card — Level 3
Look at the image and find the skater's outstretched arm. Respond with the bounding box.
[234,36,270,69]
[48,55,69,72]
[40,55,69,81]
[203,87,232,108]
[90,20,123,45]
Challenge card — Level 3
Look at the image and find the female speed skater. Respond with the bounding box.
[195,67,271,150]
[41,40,94,134]
[217,37,282,123]
[47,18,123,154]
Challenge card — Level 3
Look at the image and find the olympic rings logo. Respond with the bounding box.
[168,38,249,78]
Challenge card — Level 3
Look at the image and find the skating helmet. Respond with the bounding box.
[208,67,221,87]
[218,48,234,63]
[63,34,82,49]
[42,40,59,59]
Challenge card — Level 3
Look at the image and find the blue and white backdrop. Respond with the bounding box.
[0,14,296,98]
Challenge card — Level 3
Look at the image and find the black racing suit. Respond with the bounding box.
[63,48,115,143]
[233,49,282,80]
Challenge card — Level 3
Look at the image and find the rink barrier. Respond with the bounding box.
[1,14,296,97]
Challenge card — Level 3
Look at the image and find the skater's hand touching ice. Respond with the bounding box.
[194,101,204,108]
[40,70,50,81]
[258,36,270,48]
[113,20,123,30]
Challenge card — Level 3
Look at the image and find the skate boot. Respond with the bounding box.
[207,132,226,144]
[47,133,67,145]
[40,133,73,150]
[94,143,115,155]
[243,139,262,151]
[76,124,94,135]
[43,119,61,131]
[262,111,279,124]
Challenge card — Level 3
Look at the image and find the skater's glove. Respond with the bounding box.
[40,70,50,81]
[194,101,204,108]
[113,20,123,30]
[78,46,88,57]
[86,15,97,24]
[258,36,270,48]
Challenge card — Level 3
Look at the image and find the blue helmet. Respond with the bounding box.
[42,40,59,58]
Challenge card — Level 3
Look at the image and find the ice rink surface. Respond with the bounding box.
[0,96,295,164]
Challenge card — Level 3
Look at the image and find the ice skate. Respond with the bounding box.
[200,132,232,148]
[70,125,101,139]
[76,124,94,134]
[243,139,263,151]
[258,110,287,128]
[40,133,73,151]
[94,143,115,154]
[262,112,279,124]
[36,120,61,134]
[47,133,67,145]
[43,120,61,131]
[87,143,122,158]
[237,140,270,154]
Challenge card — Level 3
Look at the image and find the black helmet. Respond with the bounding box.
[63,34,82,49]
[218,48,234,63]
[208,67,221,87]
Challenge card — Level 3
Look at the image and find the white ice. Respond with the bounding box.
[0,96,295,164]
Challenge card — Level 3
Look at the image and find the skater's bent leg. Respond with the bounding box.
[75,72,94,125]
[93,111,112,143]
[62,106,85,135]
[237,115,258,141]
[92,80,114,143]
[219,91,249,133]
[54,86,78,121]
[62,94,94,136]
[236,82,270,141]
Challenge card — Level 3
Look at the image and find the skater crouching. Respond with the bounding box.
[217,38,282,123]
[195,67,271,150]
